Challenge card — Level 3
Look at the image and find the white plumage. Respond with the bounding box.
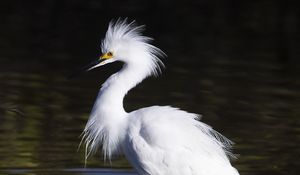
[81,19,239,175]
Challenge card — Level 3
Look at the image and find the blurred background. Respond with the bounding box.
[0,0,299,175]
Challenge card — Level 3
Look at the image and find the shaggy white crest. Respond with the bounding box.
[80,19,239,175]
[101,19,165,77]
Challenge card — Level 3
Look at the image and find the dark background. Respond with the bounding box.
[2,0,299,67]
[0,0,299,175]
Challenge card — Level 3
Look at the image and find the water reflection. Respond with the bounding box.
[3,168,136,175]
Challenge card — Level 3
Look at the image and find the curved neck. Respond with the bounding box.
[97,63,148,114]
[83,63,148,160]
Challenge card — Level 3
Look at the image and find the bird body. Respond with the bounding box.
[124,106,239,175]
[81,19,239,175]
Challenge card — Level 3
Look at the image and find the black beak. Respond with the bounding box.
[68,59,104,79]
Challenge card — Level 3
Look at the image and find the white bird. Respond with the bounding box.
[80,19,239,175]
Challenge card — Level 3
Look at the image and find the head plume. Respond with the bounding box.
[101,19,166,77]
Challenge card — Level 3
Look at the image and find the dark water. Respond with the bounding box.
[0,1,300,175]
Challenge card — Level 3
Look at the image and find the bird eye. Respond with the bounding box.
[107,52,113,57]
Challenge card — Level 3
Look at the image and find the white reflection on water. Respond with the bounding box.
[3,168,136,175]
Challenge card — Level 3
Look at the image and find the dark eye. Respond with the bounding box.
[107,52,113,56]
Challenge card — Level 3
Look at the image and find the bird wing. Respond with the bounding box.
[123,106,238,175]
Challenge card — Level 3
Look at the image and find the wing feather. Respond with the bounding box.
[123,106,238,175]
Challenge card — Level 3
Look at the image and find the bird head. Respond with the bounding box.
[82,19,166,77]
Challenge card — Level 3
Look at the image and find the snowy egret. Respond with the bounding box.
[80,19,239,175]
